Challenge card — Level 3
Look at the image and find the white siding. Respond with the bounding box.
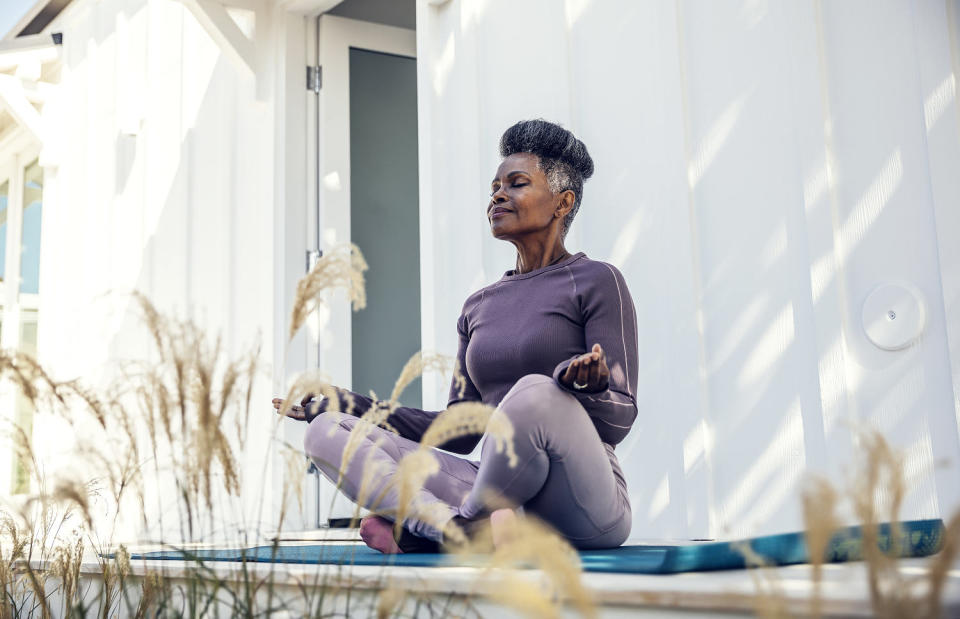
[416,0,960,539]
[33,0,308,535]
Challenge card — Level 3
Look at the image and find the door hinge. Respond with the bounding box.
[306,249,322,272]
[307,65,322,94]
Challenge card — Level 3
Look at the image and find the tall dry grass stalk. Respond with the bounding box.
[128,292,261,536]
[0,290,279,615]
[389,352,456,404]
[391,450,441,539]
[375,580,405,619]
[289,242,368,340]
[731,540,789,618]
[450,515,597,619]
[795,429,960,619]
[420,402,518,468]
[801,477,838,618]
[852,431,908,615]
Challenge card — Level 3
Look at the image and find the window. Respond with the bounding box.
[0,179,8,284]
[20,160,42,295]
[0,155,43,494]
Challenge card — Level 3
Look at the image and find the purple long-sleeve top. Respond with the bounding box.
[316,252,639,453]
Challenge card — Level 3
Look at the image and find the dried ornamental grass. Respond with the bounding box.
[376,581,406,619]
[279,445,308,527]
[0,350,60,410]
[852,431,911,617]
[794,430,960,619]
[337,400,402,485]
[801,477,839,619]
[452,515,596,619]
[420,402,518,468]
[134,572,167,619]
[353,436,390,516]
[290,242,368,340]
[392,450,441,539]
[925,511,960,619]
[128,294,261,533]
[731,540,789,619]
[389,352,456,404]
[51,538,83,615]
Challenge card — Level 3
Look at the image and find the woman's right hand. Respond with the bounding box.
[272,394,323,422]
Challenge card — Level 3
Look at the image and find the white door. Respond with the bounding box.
[315,14,418,524]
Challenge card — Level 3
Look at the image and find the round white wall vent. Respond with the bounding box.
[861,283,926,351]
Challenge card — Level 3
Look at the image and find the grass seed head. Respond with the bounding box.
[290,242,368,340]
[459,515,595,619]
[392,450,440,539]
[389,351,455,404]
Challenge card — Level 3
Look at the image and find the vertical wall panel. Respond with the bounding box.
[417,0,486,410]
[37,0,279,537]
[681,0,832,537]
[916,0,960,518]
[565,0,706,537]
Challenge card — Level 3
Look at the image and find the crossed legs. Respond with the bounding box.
[303,374,631,550]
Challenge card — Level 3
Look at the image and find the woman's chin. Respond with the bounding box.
[489,223,513,239]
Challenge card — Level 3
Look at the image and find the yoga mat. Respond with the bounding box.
[123,518,945,575]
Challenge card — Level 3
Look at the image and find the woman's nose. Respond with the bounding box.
[491,186,507,203]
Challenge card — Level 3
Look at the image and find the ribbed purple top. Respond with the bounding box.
[318,252,639,453]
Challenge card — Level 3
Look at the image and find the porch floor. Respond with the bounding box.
[69,531,960,617]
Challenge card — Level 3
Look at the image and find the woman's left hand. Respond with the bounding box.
[560,343,610,392]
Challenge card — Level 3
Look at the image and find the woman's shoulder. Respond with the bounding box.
[458,286,488,318]
[567,255,630,287]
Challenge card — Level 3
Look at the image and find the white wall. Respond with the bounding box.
[416,0,960,539]
[31,0,315,538]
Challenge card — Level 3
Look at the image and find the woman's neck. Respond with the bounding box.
[513,244,571,274]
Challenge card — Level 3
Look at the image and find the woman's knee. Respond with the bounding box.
[498,373,576,430]
[303,412,353,459]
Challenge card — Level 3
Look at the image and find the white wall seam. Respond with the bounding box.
[812,0,858,434]
[910,0,960,516]
[673,0,716,538]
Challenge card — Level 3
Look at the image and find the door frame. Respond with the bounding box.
[315,15,416,395]
[312,14,416,522]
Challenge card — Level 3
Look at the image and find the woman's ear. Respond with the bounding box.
[556,190,575,219]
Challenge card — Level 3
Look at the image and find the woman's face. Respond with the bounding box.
[487,153,560,241]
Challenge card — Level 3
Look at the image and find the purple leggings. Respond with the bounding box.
[303,373,632,549]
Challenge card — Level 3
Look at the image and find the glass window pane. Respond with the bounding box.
[12,309,38,494]
[20,310,37,357]
[0,179,8,282]
[20,160,42,294]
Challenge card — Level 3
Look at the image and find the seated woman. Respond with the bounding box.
[274,119,638,554]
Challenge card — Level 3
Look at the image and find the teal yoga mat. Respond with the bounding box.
[124,518,945,575]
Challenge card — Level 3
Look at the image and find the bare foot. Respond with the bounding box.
[489,508,519,550]
[359,516,402,554]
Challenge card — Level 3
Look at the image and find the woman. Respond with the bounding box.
[274,119,638,553]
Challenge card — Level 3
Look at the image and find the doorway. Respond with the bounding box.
[314,12,418,523]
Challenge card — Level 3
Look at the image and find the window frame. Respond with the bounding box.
[0,138,42,351]
[0,133,42,495]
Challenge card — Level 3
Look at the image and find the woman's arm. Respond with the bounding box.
[288,303,485,454]
[551,262,639,445]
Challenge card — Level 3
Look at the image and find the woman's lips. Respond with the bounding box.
[490,208,512,218]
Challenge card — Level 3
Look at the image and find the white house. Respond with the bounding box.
[0,0,958,544]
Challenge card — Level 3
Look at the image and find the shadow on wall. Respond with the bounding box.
[570,0,958,540]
